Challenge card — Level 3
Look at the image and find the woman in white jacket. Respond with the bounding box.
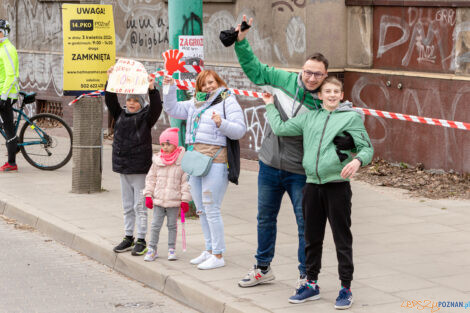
[163,70,246,270]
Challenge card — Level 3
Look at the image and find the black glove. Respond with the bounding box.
[336,149,348,162]
[333,131,355,150]
[219,21,251,47]
[219,27,238,47]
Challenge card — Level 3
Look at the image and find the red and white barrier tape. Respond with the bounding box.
[356,107,470,131]
[181,64,203,73]
[68,72,470,131]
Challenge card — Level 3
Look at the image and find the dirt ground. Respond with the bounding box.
[354,158,470,200]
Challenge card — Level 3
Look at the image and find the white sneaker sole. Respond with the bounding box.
[238,275,275,287]
[288,294,321,304]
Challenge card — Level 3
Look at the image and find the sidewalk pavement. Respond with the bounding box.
[1,141,469,313]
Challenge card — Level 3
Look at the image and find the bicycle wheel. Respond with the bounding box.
[19,113,73,170]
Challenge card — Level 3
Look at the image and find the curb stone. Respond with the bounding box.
[0,198,272,313]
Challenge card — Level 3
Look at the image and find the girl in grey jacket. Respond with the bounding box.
[163,70,246,270]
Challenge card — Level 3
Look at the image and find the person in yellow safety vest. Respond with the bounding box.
[0,19,20,172]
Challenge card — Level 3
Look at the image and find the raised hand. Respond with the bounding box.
[235,15,253,42]
[162,49,186,75]
[162,75,175,86]
[106,65,114,77]
[148,74,156,90]
[262,93,274,105]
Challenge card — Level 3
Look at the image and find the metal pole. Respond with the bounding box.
[168,0,203,147]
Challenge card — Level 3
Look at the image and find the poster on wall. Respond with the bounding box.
[62,4,115,95]
[106,59,149,94]
[178,35,203,80]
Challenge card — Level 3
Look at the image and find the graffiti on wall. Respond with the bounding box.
[13,0,62,51]
[3,0,64,96]
[348,74,470,172]
[374,7,468,72]
[19,53,64,97]
[114,0,169,57]
[272,0,307,12]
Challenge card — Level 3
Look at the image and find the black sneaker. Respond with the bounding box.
[113,236,134,253]
[131,238,148,256]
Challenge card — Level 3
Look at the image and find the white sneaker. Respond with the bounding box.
[144,247,157,262]
[238,265,275,287]
[168,248,177,261]
[197,255,225,270]
[190,251,211,265]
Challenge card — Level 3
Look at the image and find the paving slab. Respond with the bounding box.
[0,142,468,313]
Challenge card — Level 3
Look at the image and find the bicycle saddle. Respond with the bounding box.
[20,91,36,104]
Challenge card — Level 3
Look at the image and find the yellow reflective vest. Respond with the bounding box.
[0,38,19,100]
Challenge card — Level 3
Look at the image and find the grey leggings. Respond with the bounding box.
[120,174,147,239]
[149,206,178,250]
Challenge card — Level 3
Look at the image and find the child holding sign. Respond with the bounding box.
[105,65,162,256]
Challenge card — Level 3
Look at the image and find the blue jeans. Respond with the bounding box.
[189,163,229,255]
[256,161,306,276]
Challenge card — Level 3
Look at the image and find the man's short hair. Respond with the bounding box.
[305,53,329,71]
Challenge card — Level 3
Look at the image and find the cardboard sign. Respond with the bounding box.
[106,59,149,94]
[62,4,115,94]
[178,35,203,80]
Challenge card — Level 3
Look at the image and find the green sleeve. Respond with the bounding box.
[234,39,288,87]
[265,103,304,136]
[347,115,374,166]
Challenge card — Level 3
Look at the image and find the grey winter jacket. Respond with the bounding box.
[163,85,246,145]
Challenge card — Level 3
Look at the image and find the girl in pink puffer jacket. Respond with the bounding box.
[142,127,192,262]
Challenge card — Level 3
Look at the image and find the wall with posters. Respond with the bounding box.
[6,0,470,171]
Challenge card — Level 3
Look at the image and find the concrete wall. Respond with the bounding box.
[345,5,470,173]
[4,0,469,172]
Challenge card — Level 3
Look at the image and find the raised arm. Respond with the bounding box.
[162,82,192,120]
[264,94,304,136]
[104,66,122,120]
[146,75,163,127]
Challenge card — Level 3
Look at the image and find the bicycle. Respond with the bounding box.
[0,91,73,170]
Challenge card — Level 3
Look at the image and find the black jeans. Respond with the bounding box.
[303,182,353,288]
[0,98,17,164]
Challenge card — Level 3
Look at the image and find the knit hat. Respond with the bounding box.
[126,94,146,107]
[159,127,179,146]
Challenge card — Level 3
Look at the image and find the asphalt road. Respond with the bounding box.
[0,216,199,313]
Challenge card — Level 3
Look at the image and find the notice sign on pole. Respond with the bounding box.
[106,59,149,94]
[178,35,203,80]
[62,4,115,95]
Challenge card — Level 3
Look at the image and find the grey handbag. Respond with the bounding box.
[181,147,223,177]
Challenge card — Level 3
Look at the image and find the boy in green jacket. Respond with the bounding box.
[264,77,373,310]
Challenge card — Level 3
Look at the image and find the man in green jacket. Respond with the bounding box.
[234,16,356,298]
[0,19,20,172]
[264,77,373,309]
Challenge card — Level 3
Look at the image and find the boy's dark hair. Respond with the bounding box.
[321,76,343,91]
[305,53,329,71]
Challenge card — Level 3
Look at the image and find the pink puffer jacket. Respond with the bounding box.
[143,149,191,208]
